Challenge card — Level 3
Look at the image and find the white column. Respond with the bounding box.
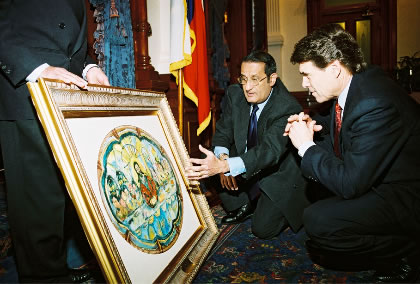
[266,0,284,78]
[147,0,171,74]
[279,0,307,91]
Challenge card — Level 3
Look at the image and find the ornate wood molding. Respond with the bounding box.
[130,0,168,92]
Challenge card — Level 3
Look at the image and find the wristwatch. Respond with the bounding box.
[218,153,229,160]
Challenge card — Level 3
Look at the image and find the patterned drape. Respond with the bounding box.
[89,0,136,88]
[209,0,230,90]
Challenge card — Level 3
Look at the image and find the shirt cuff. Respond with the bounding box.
[226,157,246,177]
[298,141,316,157]
[82,64,100,80]
[26,63,50,82]
[214,146,229,158]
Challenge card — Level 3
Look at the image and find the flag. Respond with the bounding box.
[169,0,211,136]
[169,0,192,74]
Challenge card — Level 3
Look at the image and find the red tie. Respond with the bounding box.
[334,101,342,157]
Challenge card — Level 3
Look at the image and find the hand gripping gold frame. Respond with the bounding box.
[27,79,219,283]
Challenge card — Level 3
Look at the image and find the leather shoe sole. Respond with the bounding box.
[18,268,93,283]
[221,211,253,224]
[305,240,377,271]
[69,268,92,283]
[221,203,254,224]
[374,258,420,283]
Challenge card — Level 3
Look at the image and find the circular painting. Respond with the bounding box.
[97,126,183,253]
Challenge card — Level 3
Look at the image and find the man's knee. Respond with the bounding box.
[251,217,287,239]
[303,204,333,238]
[251,223,278,239]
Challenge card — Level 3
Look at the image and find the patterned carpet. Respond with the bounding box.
[0,179,18,283]
[193,204,375,283]
[0,180,376,283]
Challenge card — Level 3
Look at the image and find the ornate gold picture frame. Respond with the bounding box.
[27,79,219,283]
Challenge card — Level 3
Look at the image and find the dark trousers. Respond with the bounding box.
[0,120,69,281]
[303,187,420,268]
[219,186,288,239]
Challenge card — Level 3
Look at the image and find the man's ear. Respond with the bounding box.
[328,60,342,78]
[269,73,278,86]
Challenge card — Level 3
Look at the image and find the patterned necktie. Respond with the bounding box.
[247,105,259,150]
[247,104,261,200]
[334,101,342,157]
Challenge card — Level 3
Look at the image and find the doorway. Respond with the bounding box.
[307,0,397,73]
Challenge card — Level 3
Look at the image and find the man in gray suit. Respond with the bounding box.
[0,0,109,282]
[186,51,308,239]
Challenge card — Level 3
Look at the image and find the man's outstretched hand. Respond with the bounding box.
[86,66,110,86]
[40,66,110,89]
[40,66,89,89]
[185,145,230,180]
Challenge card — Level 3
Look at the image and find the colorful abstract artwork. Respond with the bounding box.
[97,126,183,253]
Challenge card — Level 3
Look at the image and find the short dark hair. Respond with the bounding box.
[242,50,277,78]
[290,23,367,74]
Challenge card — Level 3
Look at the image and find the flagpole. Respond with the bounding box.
[178,68,184,137]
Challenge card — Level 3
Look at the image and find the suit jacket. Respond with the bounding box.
[212,79,308,231]
[0,0,94,120]
[302,66,420,228]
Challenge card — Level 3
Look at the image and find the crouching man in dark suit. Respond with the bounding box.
[186,51,308,239]
[285,24,420,282]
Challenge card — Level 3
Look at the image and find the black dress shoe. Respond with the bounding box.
[374,257,420,283]
[68,268,92,283]
[305,239,376,271]
[221,203,253,224]
[19,269,92,283]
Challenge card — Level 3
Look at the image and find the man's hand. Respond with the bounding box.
[219,174,238,190]
[217,154,238,190]
[86,67,110,86]
[284,111,322,136]
[286,112,318,149]
[40,66,88,89]
[185,145,229,180]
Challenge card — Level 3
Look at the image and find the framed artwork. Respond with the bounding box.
[27,79,219,284]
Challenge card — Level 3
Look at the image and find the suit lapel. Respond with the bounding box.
[237,101,251,154]
[257,92,274,139]
[341,74,360,127]
[330,101,336,145]
[333,75,358,154]
[70,0,87,56]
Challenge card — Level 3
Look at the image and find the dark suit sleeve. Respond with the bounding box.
[212,87,235,150]
[84,55,97,67]
[0,0,92,86]
[241,89,302,180]
[312,111,334,151]
[0,9,45,86]
[302,97,405,199]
